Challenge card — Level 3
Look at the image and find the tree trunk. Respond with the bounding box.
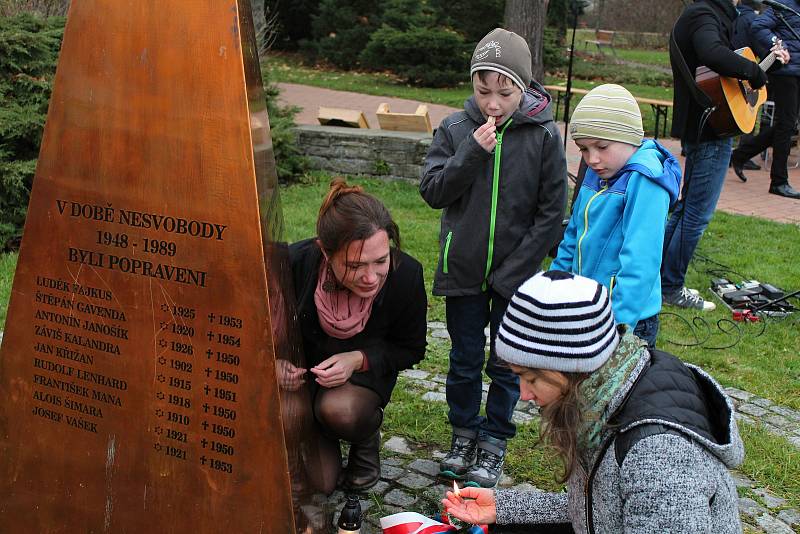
[504,0,549,83]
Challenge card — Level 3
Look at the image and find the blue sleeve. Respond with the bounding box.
[550,193,583,273]
[612,174,670,327]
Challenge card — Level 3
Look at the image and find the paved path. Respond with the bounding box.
[278,82,800,225]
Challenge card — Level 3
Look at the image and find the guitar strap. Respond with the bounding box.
[669,30,714,111]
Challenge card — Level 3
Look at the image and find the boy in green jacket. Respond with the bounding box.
[420,28,567,488]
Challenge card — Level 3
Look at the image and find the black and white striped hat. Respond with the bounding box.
[496,271,620,373]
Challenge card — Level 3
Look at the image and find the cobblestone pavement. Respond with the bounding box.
[1,325,797,532]
[310,324,800,533]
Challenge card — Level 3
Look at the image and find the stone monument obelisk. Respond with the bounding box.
[0,1,322,531]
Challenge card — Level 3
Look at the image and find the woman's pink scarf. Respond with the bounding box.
[314,259,380,339]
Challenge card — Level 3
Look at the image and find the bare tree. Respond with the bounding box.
[252,1,280,61]
[504,0,550,83]
[1,0,69,16]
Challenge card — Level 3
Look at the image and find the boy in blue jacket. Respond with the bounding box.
[551,84,681,347]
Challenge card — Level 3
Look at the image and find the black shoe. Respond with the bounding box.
[439,427,478,479]
[769,183,800,199]
[743,159,761,170]
[731,161,748,182]
[464,435,506,488]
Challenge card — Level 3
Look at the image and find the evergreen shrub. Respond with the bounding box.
[307,0,379,69]
[360,25,469,87]
[0,13,63,250]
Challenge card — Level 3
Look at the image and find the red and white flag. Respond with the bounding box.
[379,512,457,534]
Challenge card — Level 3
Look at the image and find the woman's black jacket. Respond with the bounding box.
[289,238,427,405]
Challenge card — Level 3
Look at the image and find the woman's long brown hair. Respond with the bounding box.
[537,371,588,483]
[316,178,401,261]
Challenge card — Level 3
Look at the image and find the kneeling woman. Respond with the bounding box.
[289,180,427,493]
[443,271,744,533]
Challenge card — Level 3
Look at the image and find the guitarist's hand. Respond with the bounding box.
[773,44,790,65]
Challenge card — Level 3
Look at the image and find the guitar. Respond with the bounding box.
[695,41,784,136]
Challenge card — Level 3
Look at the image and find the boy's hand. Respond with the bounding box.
[473,116,497,153]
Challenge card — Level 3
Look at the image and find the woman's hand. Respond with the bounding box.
[277,359,307,391]
[310,351,364,388]
[441,486,497,525]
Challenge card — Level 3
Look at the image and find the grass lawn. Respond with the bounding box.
[264,53,472,109]
[1,175,798,510]
[0,251,16,329]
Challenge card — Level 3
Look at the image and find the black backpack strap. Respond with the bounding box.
[614,423,685,467]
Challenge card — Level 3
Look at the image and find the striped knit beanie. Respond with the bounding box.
[569,84,643,147]
[496,271,620,373]
[470,28,532,92]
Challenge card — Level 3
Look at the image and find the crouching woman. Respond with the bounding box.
[443,271,744,533]
[289,179,427,493]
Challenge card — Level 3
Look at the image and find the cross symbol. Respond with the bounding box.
[200,455,207,465]
[204,385,210,395]
[207,331,214,341]
[205,368,212,377]
[203,403,210,413]
[201,438,208,448]
[207,313,215,323]
[206,349,213,359]
[202,421,209,430]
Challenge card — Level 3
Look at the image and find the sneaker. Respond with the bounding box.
[464,436,506,488]
[663,287,716,311]
[439,428,477,479]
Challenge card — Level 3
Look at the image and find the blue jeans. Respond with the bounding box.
[445,291,520,441]
[633,314,659,349]
[661,138,733,295]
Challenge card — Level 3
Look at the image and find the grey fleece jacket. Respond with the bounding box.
[494,344,745,534]
[420,82,567,300]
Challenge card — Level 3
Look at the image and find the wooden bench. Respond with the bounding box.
[630,96,673,139]
[376,103,432,134]
[584,30,617,57]
[543,84,589,124]
[544,85,674,139]
[317,107,370,128]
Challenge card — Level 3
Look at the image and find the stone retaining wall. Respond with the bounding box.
[293,125,432,182]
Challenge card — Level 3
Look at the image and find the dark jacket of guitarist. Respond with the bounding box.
[670,0,768,142]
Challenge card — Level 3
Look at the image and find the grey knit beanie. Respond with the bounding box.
[470,28,532,91]
[496,271,620,373]
[569,83,644,146]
